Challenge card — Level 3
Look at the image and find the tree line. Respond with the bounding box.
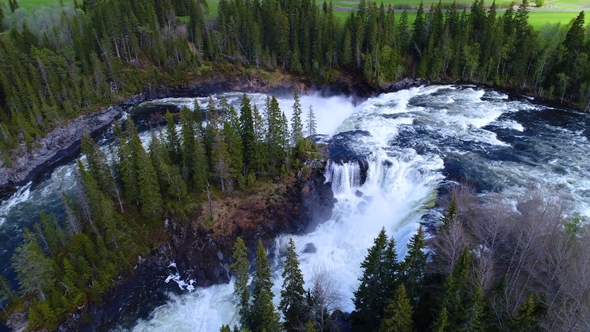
[0,93,318,330]
[224,184,590,332]
[1,0,589,164]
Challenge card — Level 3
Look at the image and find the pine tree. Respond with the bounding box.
[510,294,537,332]
[441,246,481,331]
[400,226,427,310]
[382,237,400,300]
[352,227,389,331]
[231,237,251,329]
[117,122,139,205]
[165,110,181,164]
[240,94,256,173]
[128,122,163,219]
[440,194,458,226]
[0,275,15,303]
[11,229,55,301]
[212,128,233,192]
[251,239,279,332]
[431,306,450,332]
[291,91,304,146]
[223,103,244,176]
[180,106,197,184]
[280,238,308,332]
[305,105,317,138]
[61,193,82,235]
[378,284,414,332]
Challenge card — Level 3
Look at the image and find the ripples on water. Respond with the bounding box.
[2,86,590,331]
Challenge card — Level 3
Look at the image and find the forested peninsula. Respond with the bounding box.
[0,0,589,331]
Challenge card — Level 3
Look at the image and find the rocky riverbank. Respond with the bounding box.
[0,72,426,195]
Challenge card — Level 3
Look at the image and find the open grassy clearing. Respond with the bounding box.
[12,0,588,29]
[15,0,73,11]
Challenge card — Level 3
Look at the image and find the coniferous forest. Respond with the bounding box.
[0,0,590,330]
[0,0,589,159]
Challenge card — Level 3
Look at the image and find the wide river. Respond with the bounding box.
[1,86,589,331]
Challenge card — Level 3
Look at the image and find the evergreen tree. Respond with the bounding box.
[280,238,308,332]
[11,229,55,301]
[128,121,163,219]
[223,102,244,177]
[400,226,427,310]
[378,284,414,332]
[291,91,304,146]
[510,294,538,332]
[352,227,388,331]
[0,275,15,303]
[165,110,181,164]
[431,306,450,332]
[251,239,279,332]
[117,122,139,205]
[212,128,233,192]
[306,105,317,137]
[440,194,458,226]
[240,94,256,173]
[231,237,251,329]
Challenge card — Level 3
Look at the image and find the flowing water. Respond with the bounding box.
[1,86,590,331]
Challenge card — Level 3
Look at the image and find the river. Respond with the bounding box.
[1,85,589,331]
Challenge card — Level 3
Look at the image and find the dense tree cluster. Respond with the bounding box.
[225,184,590,332]
[4,93,316,330]
[1,0,589,164]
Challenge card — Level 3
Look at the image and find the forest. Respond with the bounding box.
[0,0,589,330]
[226,186,590,332]
[0,0,589,161]
[0,91,319,329]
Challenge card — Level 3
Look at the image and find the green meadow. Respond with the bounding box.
[14,0,587,29]
[15,0,73,11]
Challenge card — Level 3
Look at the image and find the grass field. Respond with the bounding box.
[16,0,73,11]
[16,0,586,29]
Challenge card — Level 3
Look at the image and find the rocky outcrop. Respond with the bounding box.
[0,105,123,191]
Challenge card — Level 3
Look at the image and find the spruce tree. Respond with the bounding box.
[240,94,256,173]
[11,229,55,301]
[400,226,427,310]
[510,294,538,332]
[212,129,233,192]
[118,122,139,205]
[431,306,450,332]
[306,105,317,137]
[291,91,304,146]
[251,239,279,332]
[378,284,414,332]
[280,238,308,332]
[180,106,197,184]
[165,110,181,164]
[231,237,251,329]
[128,122,163,219]
[223,103,244,176]
[352,227,388,331]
